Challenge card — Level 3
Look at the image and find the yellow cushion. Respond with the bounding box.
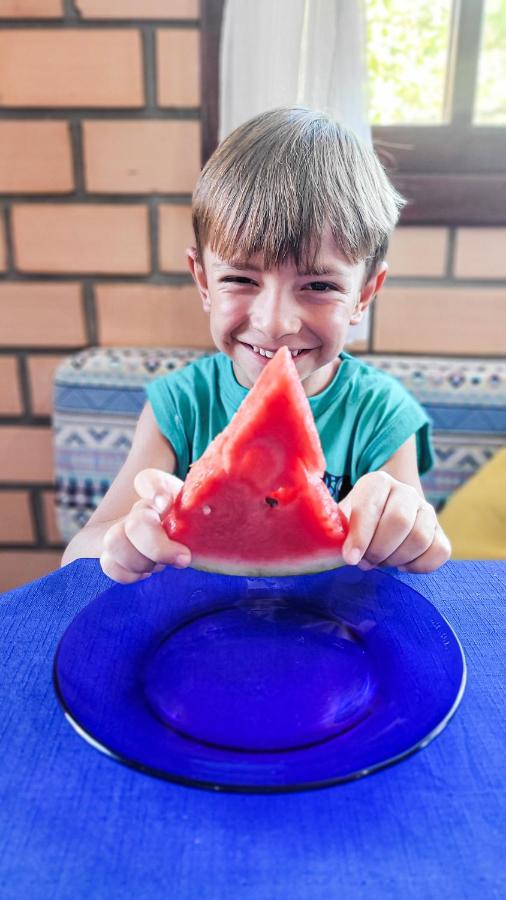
[439,448,506,559]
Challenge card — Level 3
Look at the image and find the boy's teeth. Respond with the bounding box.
[251,345,302,359]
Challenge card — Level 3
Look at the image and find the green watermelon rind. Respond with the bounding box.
[185,552,346,578]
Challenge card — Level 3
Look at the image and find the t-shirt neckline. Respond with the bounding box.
[219,350,355,414]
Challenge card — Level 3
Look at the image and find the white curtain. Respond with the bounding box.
[219,0,372,345]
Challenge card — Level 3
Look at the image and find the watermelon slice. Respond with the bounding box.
[163,346,349,576]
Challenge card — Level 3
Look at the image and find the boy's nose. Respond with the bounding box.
[251,290,301,339]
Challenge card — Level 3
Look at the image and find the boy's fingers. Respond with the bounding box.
[397,526,451,573]
[124,506,191,567]
[381,503,437,568]
[338,472,392,564]
[362,489,423,566]
[103,517,157,573]
[134,468,184,514]
[100,551,150,584]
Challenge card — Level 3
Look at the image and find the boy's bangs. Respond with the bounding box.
[192,108,405,274]
[201,194,329,271]
[195,177,369,273]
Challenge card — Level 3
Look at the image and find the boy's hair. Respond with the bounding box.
[192,107,405,280]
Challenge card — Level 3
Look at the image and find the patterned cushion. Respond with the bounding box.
[360,355,506,512]
[53,347,506,542]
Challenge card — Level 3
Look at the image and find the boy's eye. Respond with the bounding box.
[305,281,338,292]
[220,276,255,285]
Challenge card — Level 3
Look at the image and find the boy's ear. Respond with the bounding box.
[350,261,388,325]
[186,247,211,312]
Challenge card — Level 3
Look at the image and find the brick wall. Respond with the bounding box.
[0,0,204,590]
[1,2,505,591]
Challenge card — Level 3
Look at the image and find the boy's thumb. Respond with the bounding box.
[134,468,184,514]
[336,494,352,523]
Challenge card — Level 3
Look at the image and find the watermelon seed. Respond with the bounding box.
[202,505,212,515]
[265,496,278,508]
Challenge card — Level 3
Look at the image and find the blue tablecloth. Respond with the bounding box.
[0,559,505,899]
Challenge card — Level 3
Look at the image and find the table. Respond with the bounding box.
[0,559,504,900]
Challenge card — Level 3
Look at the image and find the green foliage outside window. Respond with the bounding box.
[475,0,506,124]
[365,0,506,126]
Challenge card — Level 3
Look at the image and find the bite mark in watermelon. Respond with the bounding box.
[163,346,349,576]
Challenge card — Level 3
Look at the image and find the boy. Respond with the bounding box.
[62,107,451,581]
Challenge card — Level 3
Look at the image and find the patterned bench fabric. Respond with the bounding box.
[53,347,506,542]
[54,348,210,541]
[360,355,506,513]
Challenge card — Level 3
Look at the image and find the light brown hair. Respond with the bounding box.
[192,107,405,278]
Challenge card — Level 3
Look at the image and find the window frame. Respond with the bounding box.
[200,0,506,225]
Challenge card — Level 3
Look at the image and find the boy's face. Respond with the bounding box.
[188,227,387,396]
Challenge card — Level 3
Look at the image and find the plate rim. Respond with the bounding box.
[52,568,467,794]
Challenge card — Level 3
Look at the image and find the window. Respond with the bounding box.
[475,0,506,124]
[366,0,454,126]
[201,0,506,223]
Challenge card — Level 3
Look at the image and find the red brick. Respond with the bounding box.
[0,426,53,482]
[157,29,200,107]
[454,228,506,279]
[0,30,143,107]
[0,1,62,16]
[84,121,200,193]
[0,122,73,193]
[159,204,194,271]
[42,490,62,544]
[387,227,448,277]
[76,0,197,17]
[0,491,34,543]
[27,355,67,415]
[96,283,212,347]
[374,286,506,355]
[0,214,6,271]
[0,283,85,347]
[12,204,150,274]
[0,357,23,415]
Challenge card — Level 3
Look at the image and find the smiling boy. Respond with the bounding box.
[62,107,451,580]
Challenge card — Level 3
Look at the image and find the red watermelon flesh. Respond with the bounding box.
[163,346,349,576]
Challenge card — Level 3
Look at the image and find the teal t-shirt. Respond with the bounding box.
[146,351,434,501]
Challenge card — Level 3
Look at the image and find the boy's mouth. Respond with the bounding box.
[238,341,311,360]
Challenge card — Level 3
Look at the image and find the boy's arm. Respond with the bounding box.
[338,435,451,574]
[61,402,185,570]
[378,433,425,495]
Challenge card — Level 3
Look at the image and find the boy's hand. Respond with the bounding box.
[338,471,451,574]
[100,468,191,584]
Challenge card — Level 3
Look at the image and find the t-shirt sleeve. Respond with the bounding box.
[355,375,434,479]
[145,374,191,479]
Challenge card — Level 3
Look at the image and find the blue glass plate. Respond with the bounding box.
[53,566,466,792]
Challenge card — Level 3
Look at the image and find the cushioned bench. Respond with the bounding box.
[53,348,506,543]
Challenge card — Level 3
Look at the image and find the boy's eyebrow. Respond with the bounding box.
[213,261,263,272]
[298,264,347,277]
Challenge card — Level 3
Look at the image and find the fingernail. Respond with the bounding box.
[347,548,361,566]
[154,495,166,512]
[174,553,191,568]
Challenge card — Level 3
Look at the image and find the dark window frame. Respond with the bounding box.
[200,0,506,225]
